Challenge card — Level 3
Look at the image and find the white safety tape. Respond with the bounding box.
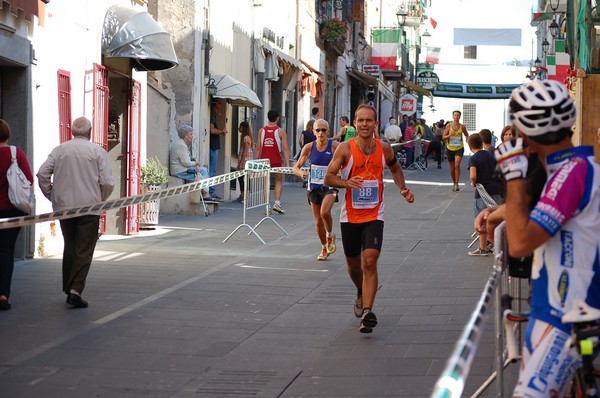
[390,138,431,148]
[0,170,246,230]
[0,161,312,230]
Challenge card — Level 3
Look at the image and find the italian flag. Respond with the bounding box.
[372,29,402,70]
[425,47,441,64]
[546,40,570,82]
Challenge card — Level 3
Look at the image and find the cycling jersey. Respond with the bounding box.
[515,145,600,398]
[529,146,600,334]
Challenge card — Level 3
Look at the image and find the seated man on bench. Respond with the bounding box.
[170,124,216,201]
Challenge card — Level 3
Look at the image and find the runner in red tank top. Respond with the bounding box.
[257,110,290,214]
[325,105,414,333]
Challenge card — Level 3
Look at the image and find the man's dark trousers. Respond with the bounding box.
[60,215,100,295]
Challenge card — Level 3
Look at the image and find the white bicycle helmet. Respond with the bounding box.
[509,80,576,137]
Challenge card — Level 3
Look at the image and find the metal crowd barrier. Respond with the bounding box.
[223,159,287,244]
[431,221,526,397]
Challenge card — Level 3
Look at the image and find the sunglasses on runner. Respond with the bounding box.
[314,128,328,133]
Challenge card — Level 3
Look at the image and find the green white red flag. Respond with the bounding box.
[425,47,441,64]
[371,29,401,70]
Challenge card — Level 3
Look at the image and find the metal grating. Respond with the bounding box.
[195,370,279,396]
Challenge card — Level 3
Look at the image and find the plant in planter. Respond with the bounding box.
[320,17,348,43]
[140,157,168,228]
[141,157,168,188]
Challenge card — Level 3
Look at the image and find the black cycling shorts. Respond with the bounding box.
[340,220,384,257]
[307,188,338,205]
[447,147,464,162]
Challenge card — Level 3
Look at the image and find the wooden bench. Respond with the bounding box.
[160,176,219,216]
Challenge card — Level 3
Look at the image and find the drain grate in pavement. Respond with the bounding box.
[307,283,382,305]
[307,284,357,305]
[195,370,279,396]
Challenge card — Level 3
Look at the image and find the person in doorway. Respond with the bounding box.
[235,121,254,203]
[310,107,319,121]
[331,116,357,142]
[37,117,114,308]
[209,100,227,199]
[324,104,414,334]
[256,110,290,214]
[293,119,340,261]
[170,124,213,201]
[0,118,34,310]
[442,110,469,191]
[299,120,316,148]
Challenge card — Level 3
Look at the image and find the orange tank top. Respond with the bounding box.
[339,139,386,223]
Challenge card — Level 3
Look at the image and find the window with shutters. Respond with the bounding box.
[464,45,477,60]
[57,70,72,143]
[462,103,476,132]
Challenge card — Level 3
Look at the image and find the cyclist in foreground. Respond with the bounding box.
[495,80,600,397]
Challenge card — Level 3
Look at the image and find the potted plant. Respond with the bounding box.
[320,17,348,43]
[140,157,168,228]
[141,157,169,188]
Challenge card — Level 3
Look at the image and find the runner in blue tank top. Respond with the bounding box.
[292,119,340,261]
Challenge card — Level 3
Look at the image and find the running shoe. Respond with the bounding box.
[353,295,363,318]
[359,310,378,333]
[272,203,285,214]
[468,248,492,256]
[317,247,328,261]
[326,233,336,254]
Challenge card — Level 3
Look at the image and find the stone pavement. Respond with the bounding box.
[0,162,519,397]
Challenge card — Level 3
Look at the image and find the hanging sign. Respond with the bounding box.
[399,94,417,116]
[416,71,440,90]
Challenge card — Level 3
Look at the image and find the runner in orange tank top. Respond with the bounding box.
[324,105,414,333]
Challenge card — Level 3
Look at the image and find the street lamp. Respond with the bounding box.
[542,39,550,55]
[421,30,431,47]
[396,8,407,26]
[534,58,542,68]
[549,19,560,39]
[206,77,217,96]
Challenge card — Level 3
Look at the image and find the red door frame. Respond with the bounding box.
[125,80,142,235]
[92,63,109,234]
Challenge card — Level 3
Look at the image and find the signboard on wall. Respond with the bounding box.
[416,71,440,90]
[362,64,381,77]
[399,94,417,116]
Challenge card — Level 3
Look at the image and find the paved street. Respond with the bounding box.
[0,164,517,397]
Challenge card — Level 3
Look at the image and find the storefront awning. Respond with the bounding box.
[400,79,433,99]
[102,5,178,71]
[378,81,395,102]
[274,49,303,70]
[348,69,395,102]
[211,75,262,108]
